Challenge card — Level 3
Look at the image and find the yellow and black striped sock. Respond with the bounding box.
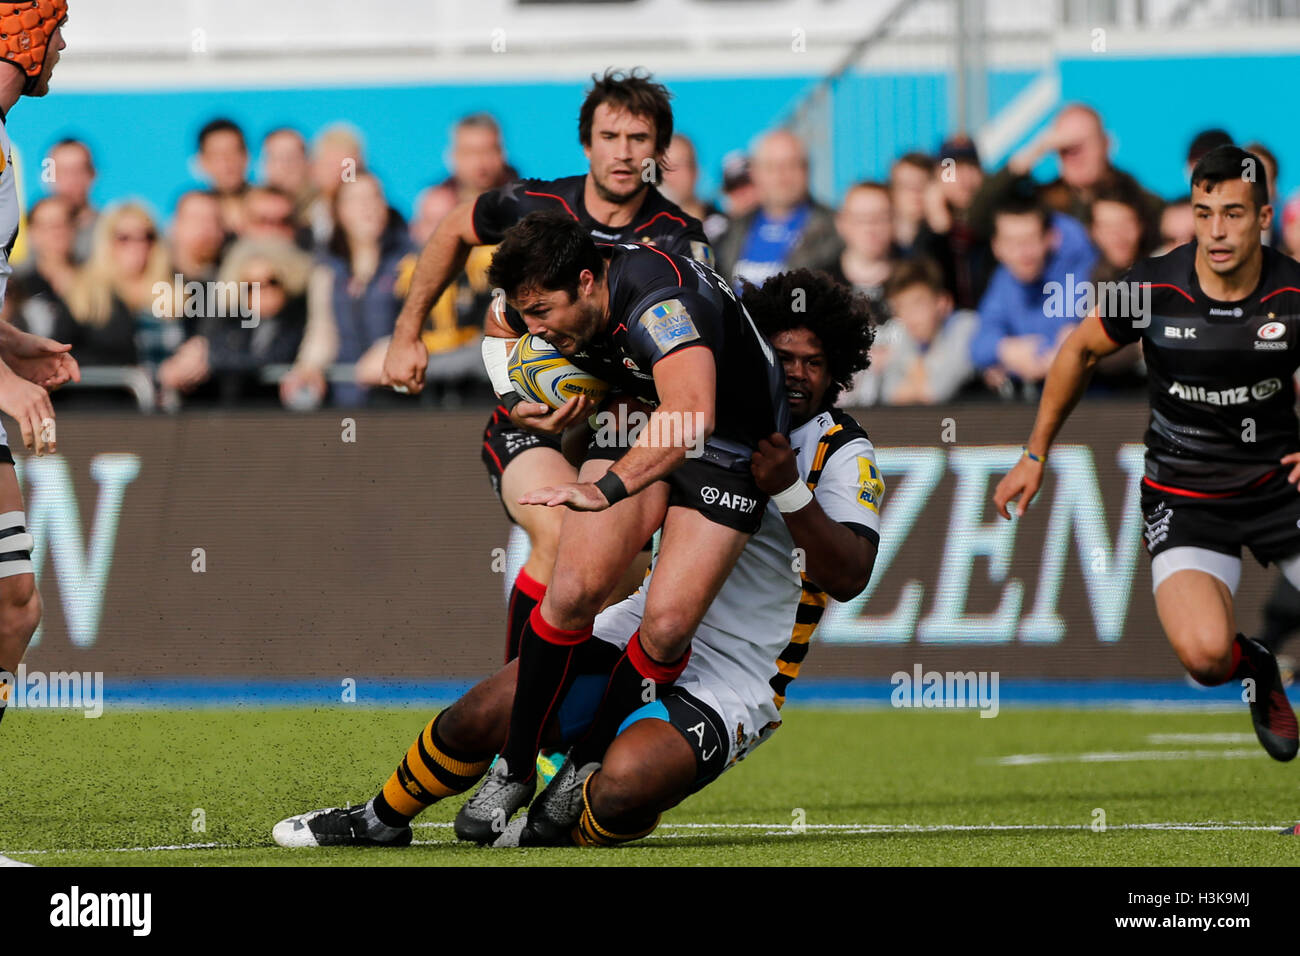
[571,775,660,847]
[372,711,493,827]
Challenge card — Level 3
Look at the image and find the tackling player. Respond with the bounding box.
[0,1,81,867]
[994,145,1300,761]
[271,269,880,849]
[381,69,711,666]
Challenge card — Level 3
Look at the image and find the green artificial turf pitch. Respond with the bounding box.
[3,706,1299,866]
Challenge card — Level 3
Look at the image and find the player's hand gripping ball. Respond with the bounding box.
[508,334,609,411]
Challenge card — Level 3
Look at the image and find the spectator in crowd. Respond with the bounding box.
[196,118,252,235]
[1086,181,1148,282]
[409,183,458,248]
[660,133,729,244]
[239,185,300,245]
[281,172,410,408]
[440,113,515,203]
[915,134,992,310]
[970,103,1162,253]
[1156,196,1194,255]
[826,181,895,303]
[1244,140,1281,247]
[307,123,366,248]
[720,151,757,219]
[889,152,934,255]
[1085,183,1147,388]
[12,196,77,338]
[259,127,314,225]
[169,190,225,288]
[843,257,977,406]
[1185,128,1232,179]
[971,192,1097,396]
[62,202,180,376]
[45,138,98,261]
[158,238,311,405]
[715,129,841,289]
[1282,196,1300,260]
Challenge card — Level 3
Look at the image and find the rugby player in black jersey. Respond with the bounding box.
[449,212,787,840]
[995,145,1300,761]
[382,69,711,674]
[271,270,876,851]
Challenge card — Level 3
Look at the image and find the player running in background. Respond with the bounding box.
[450,212,786,842]
[272,269,879,849]
[381,69,711,666]
[994,145,1300,761]
[0,1,81,867]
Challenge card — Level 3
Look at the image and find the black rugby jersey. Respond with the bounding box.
[473,173,711,267]
[1099,241,1300,493]
[571,242,789,453]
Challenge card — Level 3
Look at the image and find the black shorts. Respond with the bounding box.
[1140,469,1300,567]
[481,405,562,520]
[584,435,767,534]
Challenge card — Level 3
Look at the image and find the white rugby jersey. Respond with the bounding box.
[633,407,884,731]
[0,116,18,307]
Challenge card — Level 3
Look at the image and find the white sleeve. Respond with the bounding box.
[811,437,883,543]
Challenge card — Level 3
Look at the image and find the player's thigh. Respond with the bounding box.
[640,505,748,661]
[1153,555,1238,675]
[591,716,697,820]
[542,458,669,627]
[500,447,575,558]
[0,464,37,636]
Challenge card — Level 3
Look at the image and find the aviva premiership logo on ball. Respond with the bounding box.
[508,334,609,410]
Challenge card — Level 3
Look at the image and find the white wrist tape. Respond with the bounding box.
[771,479,814,513]
[481,336,517,398]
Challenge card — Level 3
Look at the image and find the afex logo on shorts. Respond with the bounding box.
[700,486,758,513]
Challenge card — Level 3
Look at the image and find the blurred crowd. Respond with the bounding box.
[7,104,1290,410]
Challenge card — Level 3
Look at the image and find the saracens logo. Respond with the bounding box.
[1256,321,1288,350]
[1167,377,1284,405]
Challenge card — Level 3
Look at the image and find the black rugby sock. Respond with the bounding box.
[505,569,547,663]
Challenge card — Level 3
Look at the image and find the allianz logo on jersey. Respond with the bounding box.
[1167,377,1284,405]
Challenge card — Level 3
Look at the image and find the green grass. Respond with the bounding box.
[4,706,1299,865]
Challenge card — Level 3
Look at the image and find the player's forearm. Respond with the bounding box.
[608,405,711,495]
[782,501,876,602]
[393,207,476,343]
[1025,335,1099,456]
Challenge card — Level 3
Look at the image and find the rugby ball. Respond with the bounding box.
[508,334,609,410]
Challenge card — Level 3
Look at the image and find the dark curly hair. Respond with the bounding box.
[741,269,878,409]
[488,211,606,302]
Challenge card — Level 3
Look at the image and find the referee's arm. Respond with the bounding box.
[993,311,1125,519]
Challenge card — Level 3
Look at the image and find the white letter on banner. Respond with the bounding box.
[915,446,1024,643]
[19,454,141,648]
[1018,444,1146,643]
[819,447,946,643]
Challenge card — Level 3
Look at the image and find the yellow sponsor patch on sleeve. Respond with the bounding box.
[639,298,700,352]
[690,240,715,268]
[856,457,884,513]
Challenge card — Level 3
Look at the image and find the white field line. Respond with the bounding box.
[1146,733,1257,745]
[4,820,1289,858]
[994,748,1266,766]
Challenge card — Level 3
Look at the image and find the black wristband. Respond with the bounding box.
[499,390,524,412]
[594,470,630,506]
